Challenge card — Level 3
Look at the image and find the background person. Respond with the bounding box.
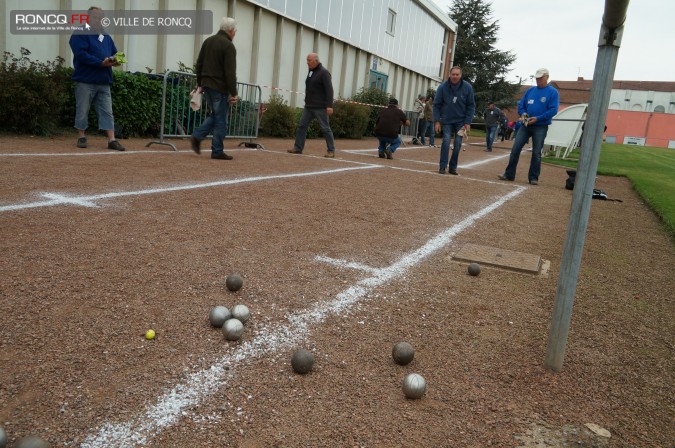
[498,68,559,185]
[420,94,436,147]
[69,6,125,151]
[483,101,505,152]
[414,94,425,144]
[433,66,475,175]
[191,17,239,160]
[374,98,410,159]
[288,53,336,158]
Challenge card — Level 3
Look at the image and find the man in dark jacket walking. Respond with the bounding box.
[288,53,336,158]
[433,66,475,175]
[483,101,505,152]
[374,98,410,159]
[191,17,238,160]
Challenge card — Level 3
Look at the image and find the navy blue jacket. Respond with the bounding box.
[433,79,475,125]
[69,31,117,85]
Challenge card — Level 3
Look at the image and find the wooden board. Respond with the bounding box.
[452,243,542,274]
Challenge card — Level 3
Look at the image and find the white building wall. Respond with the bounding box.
[609,89,674,114]
[255,10,277,89]
[276,18,296,104]
[247,0,450,79]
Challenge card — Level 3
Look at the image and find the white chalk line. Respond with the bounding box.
[314,255,381,274]
[0,148,256,157]
[341,148,509,168]
[80,185,525,447]
[0,166,381,213]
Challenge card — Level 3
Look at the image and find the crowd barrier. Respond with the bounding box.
[147,71,264,151]
[399,110,424,146]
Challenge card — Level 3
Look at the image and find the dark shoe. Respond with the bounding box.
[378,152,385,158]
[76,137,87,148]
[287,149,302,154]
[324,151,335,158]
[211,152,233,160]
[484,149,492,152]
[497,174,513,181]
[384,148,393,159]
[108,140,125,151]
[438,169,446,174]
[529,180,539,185]
[449,169,458,175]
[190,136,201,154]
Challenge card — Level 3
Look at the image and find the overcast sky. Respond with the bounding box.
[429,0,674,84]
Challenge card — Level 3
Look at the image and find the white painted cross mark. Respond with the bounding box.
[0,166,381,213]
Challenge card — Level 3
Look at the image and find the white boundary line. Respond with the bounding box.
[0,149,257,157]
[0,166,381,213]
[80,185,525,447]
[341,148,510,168]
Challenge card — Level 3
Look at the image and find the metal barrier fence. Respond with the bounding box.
[400,110,421,142]
[146,70,264,151]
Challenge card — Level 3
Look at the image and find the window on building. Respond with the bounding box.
[653,105,665,113]
[387,9,396,35]
[369,70,388,92]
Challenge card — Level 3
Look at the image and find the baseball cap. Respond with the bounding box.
[535,68,549,78]
[389,97,398,105]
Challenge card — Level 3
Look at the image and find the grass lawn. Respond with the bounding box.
[543,144,675,238]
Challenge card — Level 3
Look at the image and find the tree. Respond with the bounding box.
[448,0,519,114]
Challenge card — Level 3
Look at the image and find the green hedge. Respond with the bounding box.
[0,48,71,135]
[260,93,296,137]
[0,48,163,136]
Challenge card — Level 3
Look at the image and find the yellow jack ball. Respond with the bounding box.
[145,329,156,340]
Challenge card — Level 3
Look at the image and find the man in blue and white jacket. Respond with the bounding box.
[433,66,475,175]
[69,7,124,151]
[498,68,559,185]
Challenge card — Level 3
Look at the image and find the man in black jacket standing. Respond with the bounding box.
[288,53,336,158]
[191,17,238,160]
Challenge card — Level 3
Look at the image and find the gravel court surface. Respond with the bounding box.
[1,135,673,447]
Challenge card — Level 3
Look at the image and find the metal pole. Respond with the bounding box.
[544,0,628,372]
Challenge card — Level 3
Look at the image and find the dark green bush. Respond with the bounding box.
[330,101,370,138]
[350,87,390,137]
[0,48,71,135]
[0,48,164,136]
[109,70,163,136]
[260,93,296,137]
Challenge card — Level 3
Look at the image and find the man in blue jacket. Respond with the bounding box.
[433,66,475,175]
[498,68,559,185]
[69,7,125,151]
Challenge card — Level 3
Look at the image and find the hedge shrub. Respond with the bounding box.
[260,93,296,137]
[0,48,164,136]
[0,48,71,135]
[330,101,370,138]
[349,87,390,137]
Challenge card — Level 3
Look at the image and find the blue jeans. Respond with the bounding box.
[74,82,114,131]
[439,122,464,171]
[420,120,435,145]
[485,125,497,151]
[193,87,230,154]
[293,108,336,152]
[377,135,402,154]
[503,125,548,182]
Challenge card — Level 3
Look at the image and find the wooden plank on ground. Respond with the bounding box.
[452,243,542,274]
